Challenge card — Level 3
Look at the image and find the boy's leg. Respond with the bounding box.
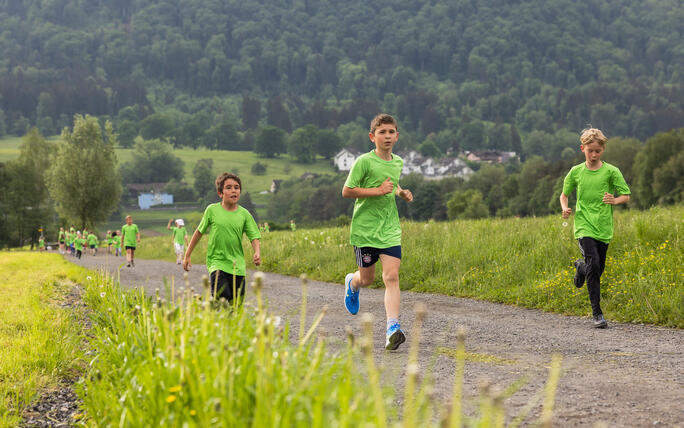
[578,237,606,318]
[379,254,400,320]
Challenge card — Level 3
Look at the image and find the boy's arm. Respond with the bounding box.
[167,219,173,230]
[603,193,630,205]
[342,177,394,198]
[251,239,261,266]
[560,193,572,218]
[395,184,413,202]
[183,229,203,271]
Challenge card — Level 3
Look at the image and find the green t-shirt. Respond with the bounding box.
[87,233,98,246]
[74,237,86,251]
[344,150,403,248]
[121,224,139,247]
[197,203,261,276]
[562,162,631,243]
[59,231,65,242]
[171,226,188,245]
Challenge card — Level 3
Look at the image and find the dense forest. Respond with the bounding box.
[1,0,682,159]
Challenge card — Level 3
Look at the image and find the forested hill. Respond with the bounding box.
[1,0,682,153]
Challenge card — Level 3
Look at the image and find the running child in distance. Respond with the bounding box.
[342,113,413,350]
[183,173,261,304]
[560,127,631,328]
[121,215,140,267]
[167,218,189,265]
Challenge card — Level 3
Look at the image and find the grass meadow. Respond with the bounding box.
[137,205,684,327]
[0,253,88,427]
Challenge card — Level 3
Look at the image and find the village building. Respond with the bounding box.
[333,148,364,172]
[465,150,518,163]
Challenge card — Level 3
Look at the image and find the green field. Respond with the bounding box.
[137,205,684,328]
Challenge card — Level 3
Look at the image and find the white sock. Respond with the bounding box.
[387,318,399,329]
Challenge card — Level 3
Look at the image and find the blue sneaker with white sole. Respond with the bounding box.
[385,323,406,350]
[344,273,359,315]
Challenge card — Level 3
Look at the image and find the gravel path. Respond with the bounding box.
[67,253,683,427]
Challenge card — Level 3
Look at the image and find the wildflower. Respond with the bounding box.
[166,395,176,403]
[169,385,182,393]
[100,292,106,298]
[86,276,92,281]
[190,410,197,416]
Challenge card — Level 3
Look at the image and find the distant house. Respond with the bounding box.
[333,148,363,171]
[465,150,518,164]
[138,192,173,210]
[299,172,318,180]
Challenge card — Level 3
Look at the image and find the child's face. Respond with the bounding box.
[220,178,241,203]
[369,124,399,151]
[126,217,133,225]
[581,141,604,165]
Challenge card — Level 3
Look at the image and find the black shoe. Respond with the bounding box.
[573,259,586,288]
[127,263,131,267]
[593,314,608,328]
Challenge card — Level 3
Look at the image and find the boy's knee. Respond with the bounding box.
[357,275,374,287]
[382,271,399,285]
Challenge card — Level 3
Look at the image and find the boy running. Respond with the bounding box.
[87,231,99,256]
[560,128,631,328]
[121,215,140,267]
[183,173,261,304]
[342,113,413,350]
[58,227,66,254]
[167,218,189,265]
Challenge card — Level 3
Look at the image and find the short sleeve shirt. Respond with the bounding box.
[344,150,403,248]
[562,162,630,243]
[87,234,98,246]
[171,226,188,245]
[197,203,261,276]
[121,224,139,247]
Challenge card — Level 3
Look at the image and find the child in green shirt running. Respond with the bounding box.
[183,173,261,304]
[87,232,99,256]
[74,231,86,259]
[121,215,140,267]
[342,113,414,350]
[167,218,189,265]
[290,219,296,232]
[560,128,631,329]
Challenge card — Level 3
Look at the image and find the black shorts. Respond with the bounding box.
[353,245,402,268]
[89,244,96,249]
[125,245,136,250]
[209,270,246,303]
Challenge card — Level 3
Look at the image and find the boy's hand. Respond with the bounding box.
[561,207,572,218]
[602,192,616,204]
[253,252,261,266]
[183,257,191,271]
[398,188,413,202]
[378,177,394,195]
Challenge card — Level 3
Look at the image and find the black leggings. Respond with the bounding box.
[578,237,609,316]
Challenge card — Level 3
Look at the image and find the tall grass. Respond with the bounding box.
[139,205,683,327]
[77,268,563,426]
[0,253,88,427]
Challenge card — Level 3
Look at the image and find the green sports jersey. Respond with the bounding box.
[171,226,188,245]
[121,224,139,247]
[197,203,260,276]
[87,233,98,246]
[74,237,86,251]
[563,162,630,243]
[344,150,403,248]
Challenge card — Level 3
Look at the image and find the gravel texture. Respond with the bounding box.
[64,252,683,427]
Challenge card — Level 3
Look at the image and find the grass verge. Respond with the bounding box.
[138,205,683,327]
[0,253,88,427]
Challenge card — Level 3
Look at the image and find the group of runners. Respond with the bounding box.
[180,113,630,350]
[46,113,629,350]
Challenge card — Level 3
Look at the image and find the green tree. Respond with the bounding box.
[251,161,267,175]
[254,126,287,158]
[119,138,184,184]
[446,189,489,220]
[315,129,342,159]
[633,129,684,208]
[47,115,121,229]
[140,113,174,141]
[192,158,215,199]
[288,125,317,163]
[164,179,197,202]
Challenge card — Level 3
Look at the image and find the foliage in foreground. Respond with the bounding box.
[0,253,87,427]
[138,205,683,327]
[77,271,561,427]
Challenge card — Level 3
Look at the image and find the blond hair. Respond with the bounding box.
[580,127,607,147]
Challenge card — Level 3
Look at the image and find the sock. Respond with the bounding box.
[349,274,359,292]
[387,318,399,330]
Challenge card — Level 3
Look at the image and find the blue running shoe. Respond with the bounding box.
[385,323,406,350]
[344,273,359,315]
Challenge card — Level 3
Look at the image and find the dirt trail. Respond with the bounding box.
[68,253,683,427]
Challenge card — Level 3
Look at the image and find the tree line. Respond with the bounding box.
[0,0,681,154]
